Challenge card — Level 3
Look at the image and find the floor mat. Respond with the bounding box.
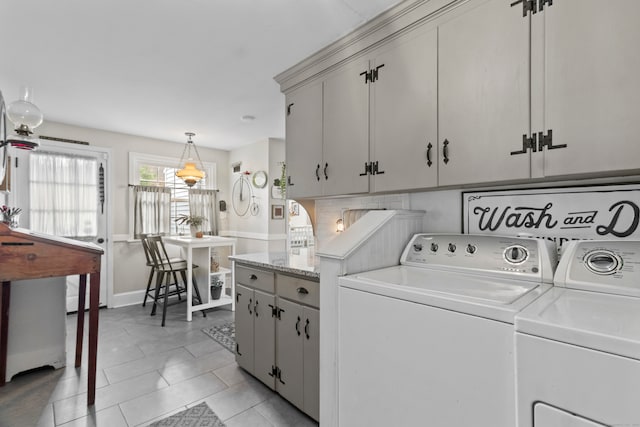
[202,321,235,354]
[150,402,225,427]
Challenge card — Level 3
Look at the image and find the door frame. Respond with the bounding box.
[8,139,113,309]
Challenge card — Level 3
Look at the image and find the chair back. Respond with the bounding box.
[140,234,155,266]
[146,235,178,271]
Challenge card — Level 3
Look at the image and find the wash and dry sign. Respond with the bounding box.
[463,185,640,246]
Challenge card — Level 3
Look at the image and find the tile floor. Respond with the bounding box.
[0,303,319,427]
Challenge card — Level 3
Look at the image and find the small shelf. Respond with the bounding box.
[209,267,231,276]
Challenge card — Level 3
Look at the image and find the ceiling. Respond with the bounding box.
[0,0,403,150]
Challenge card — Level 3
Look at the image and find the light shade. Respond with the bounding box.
[6,86,43,151]
[176,132,206,187]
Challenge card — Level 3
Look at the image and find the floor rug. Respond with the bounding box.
[202,321,235,354]
[150,402,225,427]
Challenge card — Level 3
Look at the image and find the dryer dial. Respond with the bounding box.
[584,250,622,275]
[504,245,528,264]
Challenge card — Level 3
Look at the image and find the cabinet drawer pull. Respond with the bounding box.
[443,139,450,164]
[296,316,301,336]
[248,298,253,315]
[236,343,241,356]
[297,287,309,295]
[426,142,433,167]
[305,318,310,339]
[254,300,259,317]
[324,162,328,180]
[249,274,258,281]
[315,164,320,181]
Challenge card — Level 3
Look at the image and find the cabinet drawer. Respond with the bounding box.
[236,265,274,293]
[277,274,319,308]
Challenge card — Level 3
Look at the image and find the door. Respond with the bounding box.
[303,306,320,421]
[234,284,254,372]
[285,82,323,199]
[438,0,531,186]
[323,58,370,196]
[11,140,110,312]
[253,289,276,389]
[370,24,438,193]
[534,0,640,178]
[276,297,304,410]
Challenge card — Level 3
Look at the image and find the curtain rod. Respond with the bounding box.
[128,184,219,191]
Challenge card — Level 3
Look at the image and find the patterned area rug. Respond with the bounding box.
[150,402,225,427]
[202,321,235,354]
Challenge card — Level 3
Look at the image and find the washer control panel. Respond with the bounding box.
[401,234,557,282]
[557,240,640,297]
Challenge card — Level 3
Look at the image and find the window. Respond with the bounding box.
[129,152,216,236]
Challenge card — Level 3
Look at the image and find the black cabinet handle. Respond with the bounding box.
[297,287,309,295]
[426,142,433,167]
[373,161,385,175]
[236,343,242,356]
[511,134,536,155]
[324,163,328,180]
[443,139,450,164]
[372,64,385,82]
[296,316,301,336]
[287,176,294,186]
[315,164,320,181]
[359,162,371,176]
[287,103,294,116]
[254,300,259,317]
[359,70,371,84]
[250,274,257,281]
[305,318,310,339]
[236,292,241,303]
[248,298,253,315]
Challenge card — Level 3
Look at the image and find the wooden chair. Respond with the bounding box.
[145,235,206,326]
[139,234,186,306]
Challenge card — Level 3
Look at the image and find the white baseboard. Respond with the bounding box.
[112,289,147,308]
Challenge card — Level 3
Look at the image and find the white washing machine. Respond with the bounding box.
[515,240,640,427]
[338,233,557,427]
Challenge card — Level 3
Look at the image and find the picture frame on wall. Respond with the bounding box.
[272,204,284,220]
[290,202,299,216]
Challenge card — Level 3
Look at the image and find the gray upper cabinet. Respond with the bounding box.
[533,0,640,178]
[285,81,323,199]
[438,0,530,186]
[322,58,371,196]
[370,24,438,193]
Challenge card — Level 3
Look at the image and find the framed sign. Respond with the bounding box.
[272,204,284,220]
[463,184,640,247]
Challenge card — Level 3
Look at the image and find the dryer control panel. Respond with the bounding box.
[555,240,640,297]
[400,234,557,283]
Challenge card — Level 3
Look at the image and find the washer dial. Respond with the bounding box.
[584,250,622,275]
[504,245,528,264]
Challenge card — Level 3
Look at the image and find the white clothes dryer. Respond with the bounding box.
[338,234,557,427]
[515,239,640,427]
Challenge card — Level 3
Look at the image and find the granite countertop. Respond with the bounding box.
[229,248,319,280]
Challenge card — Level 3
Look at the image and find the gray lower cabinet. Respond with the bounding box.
[235,266,276,389]
[234,264,319,422]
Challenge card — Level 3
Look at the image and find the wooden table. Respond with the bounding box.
[0,223,103,405]
[163,235,236,321]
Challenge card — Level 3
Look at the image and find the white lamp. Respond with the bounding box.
[6,86,43,151]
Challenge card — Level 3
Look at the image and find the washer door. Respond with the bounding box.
[534,403,606,426]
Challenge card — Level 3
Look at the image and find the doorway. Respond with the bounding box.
[10,139,111,312]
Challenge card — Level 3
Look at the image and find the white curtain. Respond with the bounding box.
[30,152,98,238]
[189,189,218,235]
[132,185,171,238]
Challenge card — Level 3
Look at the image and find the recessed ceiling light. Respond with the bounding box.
[241,115,256,122]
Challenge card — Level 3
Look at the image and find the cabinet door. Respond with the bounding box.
[323,58,370,196]
[535,0,640,178]
[370,25,438,193]
[303,306,320,421]
[253,289,276,389]
[275,298,304,410]
[285,82,324,198]
[438,0,530,186]
[234,284,254,372]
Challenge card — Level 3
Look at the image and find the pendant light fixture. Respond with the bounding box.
[176,132,206,187]
[6,86,43,151]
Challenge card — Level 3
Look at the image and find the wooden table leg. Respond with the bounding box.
[0,281,10,385]
[75,274,87,368]
[87,272,100,406]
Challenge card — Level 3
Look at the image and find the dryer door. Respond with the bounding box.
[534,403,605,426]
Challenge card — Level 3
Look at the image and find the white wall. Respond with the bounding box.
[226,138,286,254]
